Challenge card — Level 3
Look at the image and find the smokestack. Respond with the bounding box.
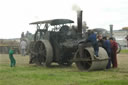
[77,10,82,38]
[110,24,113,37]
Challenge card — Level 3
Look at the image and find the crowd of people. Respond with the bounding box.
[97,33,118,69]
[79,30,118,69]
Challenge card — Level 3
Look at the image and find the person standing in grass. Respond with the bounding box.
[98,35,112,69]
[9,47,16,67]
[109,37,118,68]
[20,40,27,56]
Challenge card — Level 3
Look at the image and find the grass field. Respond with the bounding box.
[120,49,128,54]
[0,54,128,85]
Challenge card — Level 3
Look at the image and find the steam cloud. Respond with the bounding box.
[72,4,81,12]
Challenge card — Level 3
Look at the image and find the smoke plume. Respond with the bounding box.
[72,4,81,12]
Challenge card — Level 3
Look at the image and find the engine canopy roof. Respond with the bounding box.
[30,19,74,25]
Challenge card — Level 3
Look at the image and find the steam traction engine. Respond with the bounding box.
[29,11,109,71]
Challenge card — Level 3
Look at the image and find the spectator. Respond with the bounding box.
[97,34,104,47]
[109,37,118,68]
[20,40,27,56]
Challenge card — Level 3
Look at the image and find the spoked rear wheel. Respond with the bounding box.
[34,41,46,65]
[34,40,53,66]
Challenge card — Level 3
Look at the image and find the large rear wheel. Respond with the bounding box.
[34,40,53,67]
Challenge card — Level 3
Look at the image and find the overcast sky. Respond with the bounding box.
[0,0,128,39]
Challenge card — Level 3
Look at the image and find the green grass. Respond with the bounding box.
[0,64,128,85]
[0,54,128,85]
[120,49,128,53]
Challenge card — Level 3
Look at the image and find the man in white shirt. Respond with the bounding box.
[20,40,27,56]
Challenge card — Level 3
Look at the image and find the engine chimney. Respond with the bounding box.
[110,24,113,37]
[77,10,82,38]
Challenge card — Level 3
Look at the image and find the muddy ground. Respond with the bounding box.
[0,53,128,69]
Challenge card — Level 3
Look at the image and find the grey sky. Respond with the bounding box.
[0,0,128,38]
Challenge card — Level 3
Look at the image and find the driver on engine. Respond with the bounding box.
[78,30,99,58]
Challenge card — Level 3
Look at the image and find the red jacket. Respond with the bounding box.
[111,41,118,52]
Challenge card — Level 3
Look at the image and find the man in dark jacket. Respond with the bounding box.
[103,37,111,69]
[97,34,104,47]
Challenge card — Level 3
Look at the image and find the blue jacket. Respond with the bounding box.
[87,34,97,43]
[103,40,111,54]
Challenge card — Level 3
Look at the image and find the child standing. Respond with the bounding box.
[9,47,16,67]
